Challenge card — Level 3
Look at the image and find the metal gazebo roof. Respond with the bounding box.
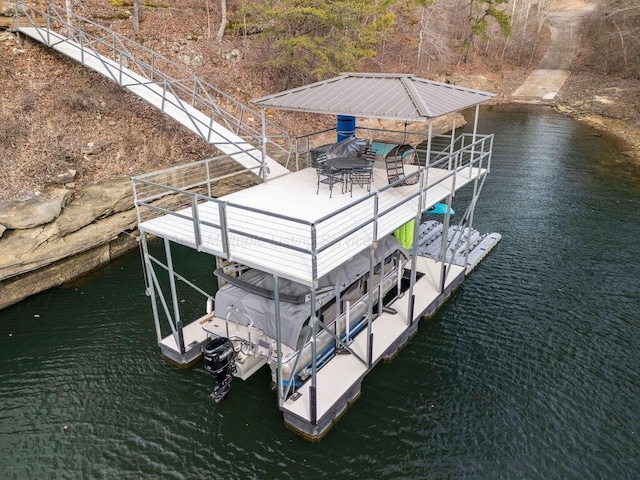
[252,73,495,122]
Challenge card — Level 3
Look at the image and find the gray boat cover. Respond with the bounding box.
[214,235,405,348]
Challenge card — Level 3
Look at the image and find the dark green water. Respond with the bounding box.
[1,105,639,479]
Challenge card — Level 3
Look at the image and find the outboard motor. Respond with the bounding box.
[203,337,236,403]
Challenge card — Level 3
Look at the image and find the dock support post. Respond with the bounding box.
[377,257,385,319]
[309,288,318,425]
[366,242,377,367]
[464,105,482,270]
[448,114,457,170]
[310,386,317,425]
[438,196,453,292]
[408,168,426,325]
[141,233,162,344]
[164,238,185,355]
[334,285,342,351]
[274,275,284,408]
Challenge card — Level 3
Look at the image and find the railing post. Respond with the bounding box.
[260,108,268,180]
[161,77,167,112]
[191,196,202,251]
[448,113,457,170]
[140,233,162,344]
[218,202,230,258]
[46,9,51,45]
[311,223,318,281]
[366,241,376,367]
[408,168,425,326]
[79,27,84,64]
[119,49,123,85]
[488,134,494,173]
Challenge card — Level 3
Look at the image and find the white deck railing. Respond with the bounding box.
[132,134,493,284]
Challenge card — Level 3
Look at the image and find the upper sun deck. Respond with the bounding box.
[132,132,493,286]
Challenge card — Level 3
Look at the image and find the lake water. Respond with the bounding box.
[1,105,639,479]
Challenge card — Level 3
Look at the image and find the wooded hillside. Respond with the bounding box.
[1,0,638,202]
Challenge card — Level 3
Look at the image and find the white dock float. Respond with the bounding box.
[159,313,214,367]
[281,257,465,440]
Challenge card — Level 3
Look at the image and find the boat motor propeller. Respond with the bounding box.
[203,337,236,403]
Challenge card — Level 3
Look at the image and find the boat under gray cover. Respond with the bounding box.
[213,235,407,349]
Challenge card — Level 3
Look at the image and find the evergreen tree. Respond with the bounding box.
[463,0,512,61]
[243,0,397,87]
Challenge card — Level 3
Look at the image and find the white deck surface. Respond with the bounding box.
[139,164,484,284]
[282,256,465,423]
[17,26,289,180]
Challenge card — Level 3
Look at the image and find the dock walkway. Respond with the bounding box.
[13,3,290,179]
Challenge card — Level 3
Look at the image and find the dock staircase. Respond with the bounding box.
[7,2,291,180]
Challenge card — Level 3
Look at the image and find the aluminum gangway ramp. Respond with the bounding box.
[12,4,290,180]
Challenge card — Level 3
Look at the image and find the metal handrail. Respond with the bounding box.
[14,1,293,169]
[131,134,493,281]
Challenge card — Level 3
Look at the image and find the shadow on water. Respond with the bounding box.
[1,105,639,479]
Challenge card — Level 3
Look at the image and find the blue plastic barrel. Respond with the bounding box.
[336,115,356,142]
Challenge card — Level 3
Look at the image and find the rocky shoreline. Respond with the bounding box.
[0,179,138,309]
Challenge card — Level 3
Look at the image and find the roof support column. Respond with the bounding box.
[448,113,457,170]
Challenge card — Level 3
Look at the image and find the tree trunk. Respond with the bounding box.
[216,0,227,44]
[133,0,140,32]
[65,0,73,36]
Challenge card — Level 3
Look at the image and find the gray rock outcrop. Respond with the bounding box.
[0,185,71,229]
[0,178,139,310]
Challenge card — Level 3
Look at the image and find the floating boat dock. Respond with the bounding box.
[133,112,499,439]
[10,1,501,440]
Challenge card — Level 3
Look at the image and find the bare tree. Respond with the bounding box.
[133,0,140,33]
[216,0,228,43]
[586,0,640,76]
[65,0,73,36]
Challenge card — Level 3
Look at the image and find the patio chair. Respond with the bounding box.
[349,161,374,197]
[315,153,343,197]
[385,145,419,187]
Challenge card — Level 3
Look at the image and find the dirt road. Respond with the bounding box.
[512,0,596,101]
